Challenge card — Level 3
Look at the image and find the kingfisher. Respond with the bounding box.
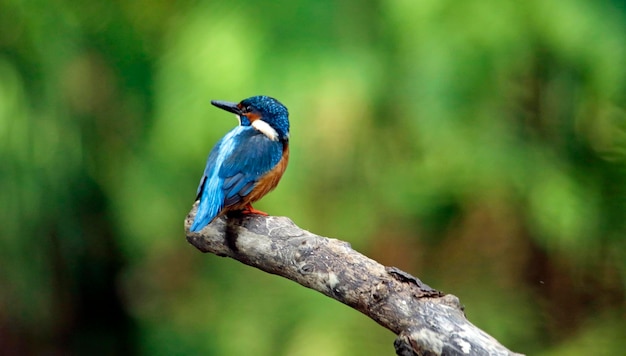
[190,95,290,232]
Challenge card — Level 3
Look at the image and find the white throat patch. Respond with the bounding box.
[252,119,279,141]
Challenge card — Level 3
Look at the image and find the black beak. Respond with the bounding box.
[211,100,242,115]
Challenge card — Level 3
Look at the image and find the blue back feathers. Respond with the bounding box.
[190,95,290,232]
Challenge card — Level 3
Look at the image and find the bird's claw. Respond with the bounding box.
[241,204,269,216]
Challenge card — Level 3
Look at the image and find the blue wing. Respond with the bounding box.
[190,126,283,232]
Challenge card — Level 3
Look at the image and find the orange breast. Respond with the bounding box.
[227,143,289,211]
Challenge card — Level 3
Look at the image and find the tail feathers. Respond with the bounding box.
[190,183,223,232]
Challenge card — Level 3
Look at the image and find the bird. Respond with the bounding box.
[190,95,290,232]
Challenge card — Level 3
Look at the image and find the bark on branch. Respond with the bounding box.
[185,204,523,356]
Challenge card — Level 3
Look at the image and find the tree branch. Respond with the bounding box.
[185,204,523,356]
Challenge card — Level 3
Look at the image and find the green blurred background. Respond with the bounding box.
[1,0,625,355]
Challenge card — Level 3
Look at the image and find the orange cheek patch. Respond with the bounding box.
[244,112,261,122]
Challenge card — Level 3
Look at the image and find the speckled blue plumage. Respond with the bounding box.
[190,96,290,232]
[240,96,290,139]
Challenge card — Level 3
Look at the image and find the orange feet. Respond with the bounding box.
[241,204,268,216]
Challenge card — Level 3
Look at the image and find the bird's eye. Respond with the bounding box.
[245,105,253,113]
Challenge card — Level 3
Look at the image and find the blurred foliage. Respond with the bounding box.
[1,0,625,355]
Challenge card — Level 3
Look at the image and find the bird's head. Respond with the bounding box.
[211,96,290,142]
